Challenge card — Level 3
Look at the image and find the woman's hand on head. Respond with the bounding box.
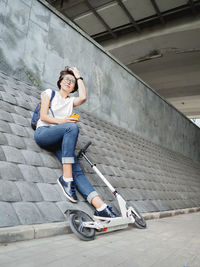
[68,67,81,79]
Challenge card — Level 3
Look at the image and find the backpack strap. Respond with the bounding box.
[49,90,55,117]
[50,90,55,102]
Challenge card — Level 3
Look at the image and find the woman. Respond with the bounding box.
[34,66,117,220]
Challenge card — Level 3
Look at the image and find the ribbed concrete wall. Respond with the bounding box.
[0,0,200,163]
[0,71,200,227]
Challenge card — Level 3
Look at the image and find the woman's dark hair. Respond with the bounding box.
[57,66,78,93]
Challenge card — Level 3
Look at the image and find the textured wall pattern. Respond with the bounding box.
[0,71,200,228]
[0,0,200,162]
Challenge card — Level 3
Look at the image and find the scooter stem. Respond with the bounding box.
[81,153,117,195]
[93,165,116,194]
[81,150,128,218]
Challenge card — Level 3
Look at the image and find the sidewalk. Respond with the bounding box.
[0,212,199,267]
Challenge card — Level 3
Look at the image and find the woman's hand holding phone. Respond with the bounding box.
[57,116,78,124]
[67,117,79,123]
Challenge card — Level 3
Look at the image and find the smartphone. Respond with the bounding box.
[70,113,80,119]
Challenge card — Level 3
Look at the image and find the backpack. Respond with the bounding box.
[31,90,55,130]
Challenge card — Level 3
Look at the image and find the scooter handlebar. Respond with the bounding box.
[77,141,92,158]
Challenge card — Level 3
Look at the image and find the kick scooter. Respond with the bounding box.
[65,141,147,241]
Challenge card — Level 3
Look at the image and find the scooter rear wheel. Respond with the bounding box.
[69,211,96,241]
[131,209,147,229]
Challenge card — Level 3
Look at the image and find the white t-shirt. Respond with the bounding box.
[36,89,75,128]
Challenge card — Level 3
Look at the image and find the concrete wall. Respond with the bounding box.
[1,0,200,162]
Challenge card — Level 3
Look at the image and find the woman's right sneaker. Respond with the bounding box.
[93,206,118,220]
[57,176,78,203]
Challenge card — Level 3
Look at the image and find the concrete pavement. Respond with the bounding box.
[0,212,199,267]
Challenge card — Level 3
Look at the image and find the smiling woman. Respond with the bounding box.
[33,66,117,220]
[57,67,78,93]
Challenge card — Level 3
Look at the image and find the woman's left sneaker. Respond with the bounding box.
[93,206,118,220]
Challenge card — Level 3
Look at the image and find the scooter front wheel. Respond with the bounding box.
[69,211,96,241]
[131,209,147,229]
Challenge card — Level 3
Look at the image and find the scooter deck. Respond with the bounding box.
[82,216,133,233]
[97,223,129,234]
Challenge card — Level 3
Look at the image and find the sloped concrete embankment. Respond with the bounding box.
[0,71,200,242]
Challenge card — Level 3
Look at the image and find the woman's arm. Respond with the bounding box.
[70,67,87,107]
[40,92,78,124]
[73,79,87,107]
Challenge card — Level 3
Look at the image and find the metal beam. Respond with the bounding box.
[60,0,85,11]
[49,0,59,3]
[49,0,61,6]
[92,2,195,41]
[150,0,165,24]
[187,0,196,14]
[60,0,64,9]
[116,0,141,32]
[84,0,117,39]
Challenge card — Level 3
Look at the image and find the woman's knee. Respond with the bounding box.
[60,122,79,137]
[67,123,79,135]
[34,129,44,147]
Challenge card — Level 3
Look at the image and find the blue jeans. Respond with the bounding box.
[34,123,98,203]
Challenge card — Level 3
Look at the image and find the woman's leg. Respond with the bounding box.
[35,124,79,202]
[55,149,104,208]
[34,123,79,163]
[91,196,104,209]
[35,125,117,218]
[72,156,99,204]
[63,164,72,178]
[53,148,73,178]
[35,123,79,176]
[72,159,117,218]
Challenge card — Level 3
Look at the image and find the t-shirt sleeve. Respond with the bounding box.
[71,96,75,104]
[71,97,76,109]
[41,89,52,99]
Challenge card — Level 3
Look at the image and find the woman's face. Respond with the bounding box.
[60,74,76,93]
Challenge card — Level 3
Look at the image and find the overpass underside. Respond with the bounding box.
[46,0,200,118]
[101,16,200,118]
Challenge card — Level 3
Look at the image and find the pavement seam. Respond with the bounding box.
[0,206,199,244]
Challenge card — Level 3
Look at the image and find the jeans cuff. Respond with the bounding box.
[62,157,74,164]
[87,191,99,204]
